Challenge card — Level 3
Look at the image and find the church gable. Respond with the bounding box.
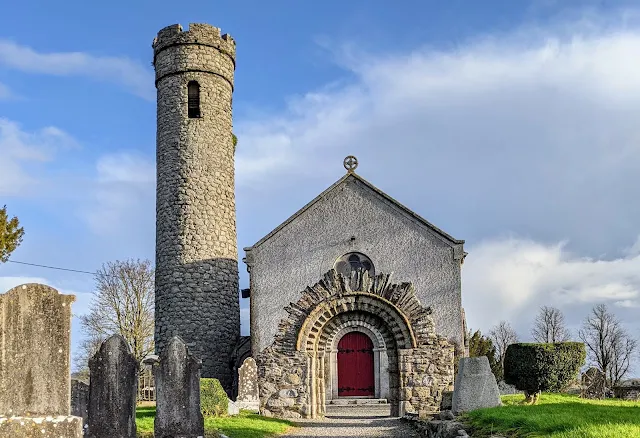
[244,170,466,355]
[246,172,464,253]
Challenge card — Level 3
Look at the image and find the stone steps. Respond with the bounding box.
[325,403,392,418]
[328,398,388,405]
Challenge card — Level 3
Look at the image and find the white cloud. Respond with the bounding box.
[0,275,92,315]
[0,118,78,196]
[0,40,154,100]
[462,236,640,336]
[234,13,640,257]
[615,299,640,308]
[96,153,155,184]
[80,152,155,235]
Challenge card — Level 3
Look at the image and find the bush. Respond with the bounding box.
[201,378,229,417]
[504,342,585,404]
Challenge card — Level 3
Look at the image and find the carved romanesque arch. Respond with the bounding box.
[256,269,454,419]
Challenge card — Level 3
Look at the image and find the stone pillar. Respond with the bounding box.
[153,22,240,395]
[86,335,139,438]
[0,283,83,437]
[146,336,204,438]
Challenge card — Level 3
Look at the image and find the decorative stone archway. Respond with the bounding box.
[256,269,454,419]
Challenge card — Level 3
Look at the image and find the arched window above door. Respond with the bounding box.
[334,252,375,278]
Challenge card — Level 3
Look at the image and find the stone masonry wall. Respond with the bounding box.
[153,22,240,393]
[257,270,454,419]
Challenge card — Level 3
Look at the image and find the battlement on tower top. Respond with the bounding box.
[153,23,236,59]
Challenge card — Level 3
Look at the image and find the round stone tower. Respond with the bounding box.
[152,23,239,393]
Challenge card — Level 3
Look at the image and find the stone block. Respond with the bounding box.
[227,399,240,416]
[236,400,260,413]
[0,415,83,437]
[0,284,75,416]
[86,335,138,438]
[451,356,501,414]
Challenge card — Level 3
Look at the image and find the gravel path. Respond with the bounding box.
[280,406,421,438]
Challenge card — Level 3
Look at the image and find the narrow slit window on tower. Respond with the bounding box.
[188,81,201,118]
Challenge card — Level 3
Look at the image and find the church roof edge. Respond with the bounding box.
[244,172,464,252]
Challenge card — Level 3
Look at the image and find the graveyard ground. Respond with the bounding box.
[135,406,293,438]
[463,393,640,437]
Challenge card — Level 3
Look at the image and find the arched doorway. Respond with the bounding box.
[337,331,375,397]
[257,269,455,419]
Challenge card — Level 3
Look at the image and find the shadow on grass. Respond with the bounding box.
[462,393,640,438]
[206,412,293,438]
[136,406,156,420]
[135,407,292,438]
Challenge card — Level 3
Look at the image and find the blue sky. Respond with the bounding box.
[2,0,640,373]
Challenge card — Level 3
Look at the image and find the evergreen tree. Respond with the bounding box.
[0,205,25,263]
[469,329,502,380]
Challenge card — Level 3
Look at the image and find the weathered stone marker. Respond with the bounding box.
[0,283,83,437]
[86,334,139,438]
[236,357,259,412]
[145,336,204,438]
[71,379,90,430]
[451,356,501,414]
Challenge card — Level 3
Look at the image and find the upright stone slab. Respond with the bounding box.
[86,335,138,438]
[451,356,501,414]
[0,283,83,437]
[71,379,90,428]
[149,336,204,438]
[236,357,259,412]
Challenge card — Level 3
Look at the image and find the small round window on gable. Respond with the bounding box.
[334,252,375,278]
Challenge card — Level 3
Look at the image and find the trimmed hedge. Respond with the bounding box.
[201,378,229,417]
[504,342,585,395]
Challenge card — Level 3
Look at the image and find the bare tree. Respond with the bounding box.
[75,259,155,372]
[489,320,519,379]
[531,306,571,343]
[578,304,637,387]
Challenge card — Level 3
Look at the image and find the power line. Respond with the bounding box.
[7,260,98,276]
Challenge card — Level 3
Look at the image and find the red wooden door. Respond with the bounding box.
[337,332,374,397]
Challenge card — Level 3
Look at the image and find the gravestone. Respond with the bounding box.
[86,334,138,438]
[71,379,90,430]
[148,336,204,438]
[451,356,501,414]
[236,357,260,412]
[0,283,83,437]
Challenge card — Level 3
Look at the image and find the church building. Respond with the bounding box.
[243,158,467,418]
[152,22,468,420]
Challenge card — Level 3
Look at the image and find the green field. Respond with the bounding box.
[463,393,640,438]
[136,406,292,438]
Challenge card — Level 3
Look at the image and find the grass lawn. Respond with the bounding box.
[136,406,293,438]
[463,393,640,438]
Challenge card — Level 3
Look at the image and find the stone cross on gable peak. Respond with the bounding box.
[343,155,358,173]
